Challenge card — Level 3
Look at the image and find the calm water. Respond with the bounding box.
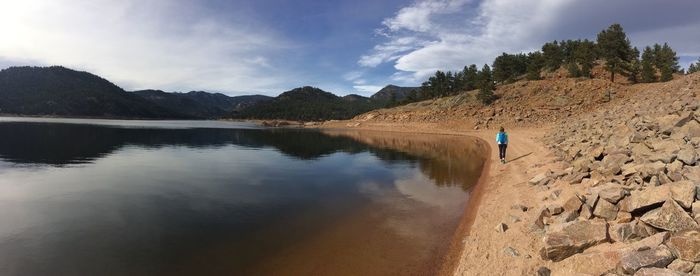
[0,117,486,276]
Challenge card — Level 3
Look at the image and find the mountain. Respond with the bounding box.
[0,66,185,118]
[232,86,380,121]
[370,85,419,104]
[133,90,271,119]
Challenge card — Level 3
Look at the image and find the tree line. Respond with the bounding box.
[415,24,683,105]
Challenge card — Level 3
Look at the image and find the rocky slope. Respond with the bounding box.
[531,73,700,275]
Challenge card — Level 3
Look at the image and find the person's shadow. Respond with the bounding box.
[508,152,532,162]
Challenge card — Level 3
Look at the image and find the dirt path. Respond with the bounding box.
[453,128,555,275]
[318,122,560,275]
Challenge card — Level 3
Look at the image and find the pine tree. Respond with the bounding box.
[627,47,641,83]
[567,62,581,77]
[641,46,656,82]
[575,39,596,78]
[655,43,679,82]
[464,64,479,90]
[477,64,496,105]
[596,24,634,82]
[526,51,544,80]
[542,41,564,72]
[689,63,698,74]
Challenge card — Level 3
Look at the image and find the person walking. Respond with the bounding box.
[496,127,508,164]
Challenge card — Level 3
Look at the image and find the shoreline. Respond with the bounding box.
[317,121,553,275]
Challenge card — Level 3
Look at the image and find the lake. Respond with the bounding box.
[0,117,487,275]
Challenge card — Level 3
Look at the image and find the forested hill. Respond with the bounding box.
[0,66,417,121]
[232,86,381,121]
[0,66,185,118]
[370,85,419,104]
[133,90,271,119]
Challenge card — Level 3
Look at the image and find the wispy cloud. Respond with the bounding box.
[0,0,291,94]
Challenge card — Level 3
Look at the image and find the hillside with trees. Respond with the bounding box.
[412,24,683,106]
[0,66,186,118]
[231,86,381,121]
[134,90,271,119]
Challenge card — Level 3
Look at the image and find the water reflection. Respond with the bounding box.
[0,119,487,276]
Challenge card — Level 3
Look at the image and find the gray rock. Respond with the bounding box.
[542,219,609,261]
[666,259,694,273]
[634,220,659,239]
[536,267,551,276]
[594,198,619,221]
[503,246,520,257]
[677,148,697,165]
[599,184,627,204]
[665,230,700,262]
[640,199,698,232]
[619,245,675,274]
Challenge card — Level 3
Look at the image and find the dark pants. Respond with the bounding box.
[498,144,507,160]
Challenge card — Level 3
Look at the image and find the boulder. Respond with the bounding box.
[619,245,675,274]
[542,219,609,261]
[619,185,671,213]
[640,199,698,232]
[563,195,584,212]
[598,184,627,204]
[599,153,629,176]
[633,267,685,276]
[669,181,696,209]
[692,202,700,219]
[665,230,700,262]
[610,221,637,243]
[580,204,593,220]
[529,171,552,185]
[666,259,694,273]
[617,212,633,223]
[681,165,700,182]
[638,161,667,178]
[677,148,697,165]
[633,220,659,239]
[533,207,551,230]
[594,198,619,221]
[666,160,685,182]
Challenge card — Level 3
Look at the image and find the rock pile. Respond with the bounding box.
[535,74,700,274]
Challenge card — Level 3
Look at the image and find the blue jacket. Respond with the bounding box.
[496,132,508,144]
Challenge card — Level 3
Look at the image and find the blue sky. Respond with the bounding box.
[0,0,699,96]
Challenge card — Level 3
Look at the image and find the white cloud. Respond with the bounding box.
[362,0,700,85]
[0,0,290,95]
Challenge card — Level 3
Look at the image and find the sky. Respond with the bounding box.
[0,0,699,97]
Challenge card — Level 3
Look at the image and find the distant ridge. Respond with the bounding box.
[232,86,380,121]
[133,89,271,119]
[0,66,415,121]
